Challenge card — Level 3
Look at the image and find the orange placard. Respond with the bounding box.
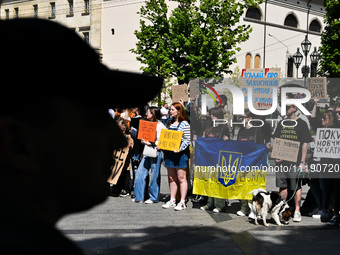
[137,120,157,142]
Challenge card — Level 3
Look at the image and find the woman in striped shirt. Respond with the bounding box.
[162,102,191,211]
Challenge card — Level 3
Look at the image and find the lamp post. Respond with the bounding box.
[301,35,311,88]
[293,48,303,79]
[293,36,320,88]
[310,46,321,77]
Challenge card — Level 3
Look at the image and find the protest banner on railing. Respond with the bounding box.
[137,120,157,142]
[314,128,340,158]
[158,129,183,151]
[193,137,267,200]
[271,138,300,163]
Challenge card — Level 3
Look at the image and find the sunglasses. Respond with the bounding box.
[336,111,340,115]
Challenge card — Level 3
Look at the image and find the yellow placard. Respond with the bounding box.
[158,129,183,151]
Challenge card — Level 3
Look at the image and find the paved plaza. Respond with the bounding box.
[57,163,340,255]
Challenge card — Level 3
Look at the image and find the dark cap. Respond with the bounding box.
[0,18,163,112]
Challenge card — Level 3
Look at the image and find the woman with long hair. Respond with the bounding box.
[133,107,166,203]
[310,105,336,220]
[161,102,190,211]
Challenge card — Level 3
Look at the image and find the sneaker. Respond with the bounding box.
[213,208,222,213]
[237,210,246,216]
[293,211,302,222]
[200,205,211,211]
[120,190,130,197]
[308,208,320,217]
[174,201,187,211]
[162,200,176,209]
[145,199,157,204]
[132,198,143,204]
[312,210,322,219]
[192,195,203,203]
[327,215,339,226]
[313,210,330,219]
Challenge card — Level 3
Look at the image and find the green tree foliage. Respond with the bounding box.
[319,0,340,102]
[131,0,261,84]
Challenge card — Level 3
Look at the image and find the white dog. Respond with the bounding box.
[250,188,290,227]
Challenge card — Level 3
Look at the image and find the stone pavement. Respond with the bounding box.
[57,164,340,255]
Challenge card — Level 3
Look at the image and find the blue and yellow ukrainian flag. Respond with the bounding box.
[194,137,267,200]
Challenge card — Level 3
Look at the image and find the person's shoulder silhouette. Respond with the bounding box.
[0,18,163,254]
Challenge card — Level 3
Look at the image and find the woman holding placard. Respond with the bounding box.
[310,98,336,220]
[133,107,166,204]
[161,102,191,211]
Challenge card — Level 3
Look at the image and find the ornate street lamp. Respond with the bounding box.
[310,47,321,64]
[310,47,321,77]
[301,35,312,81]
[293,47,303,79]
[301,35,312,57]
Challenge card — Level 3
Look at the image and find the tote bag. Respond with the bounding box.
[143,145,158,158]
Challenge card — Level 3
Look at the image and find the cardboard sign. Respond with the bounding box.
[307,77,327,99]
[137,120,157,142]
[271,138,300,163]
[188,78,200,97]
[107,147,129,185]
[240,68,281,110]
[172,84,189,102]
[313,128,340,158]
[158,129,183,151]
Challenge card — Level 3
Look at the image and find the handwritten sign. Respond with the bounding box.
[271,138,300,163]
[107,147,129,185]
[307,77,327,99]
[172,84,189,102]
[241,68,281,110]
[137,120,157,142]
[158,129,183,151]
[314,128,340,158]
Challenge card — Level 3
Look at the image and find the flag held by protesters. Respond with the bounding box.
[194,137,267,200]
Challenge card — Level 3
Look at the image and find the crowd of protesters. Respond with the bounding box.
[109,94,340,226]
[109,102,190,211]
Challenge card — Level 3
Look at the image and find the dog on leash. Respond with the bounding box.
[250,188,291,226]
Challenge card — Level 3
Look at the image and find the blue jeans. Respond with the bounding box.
[134,151,163,202]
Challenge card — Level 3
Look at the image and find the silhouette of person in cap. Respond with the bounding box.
[0,19,163,254]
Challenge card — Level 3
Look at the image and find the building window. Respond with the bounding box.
[245,53,252,69]
[309,20,321,33]
[83,32,90,44]
[14,8,19,18]
[254,55,261,68]
[67,0,74,16]
[33,5,38,18]
[287,57,294,77]
[50,2,56,18]
[84,0,90,14]
[245,7,261,20]
[5,9,9,20]
[284,14,298,28]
